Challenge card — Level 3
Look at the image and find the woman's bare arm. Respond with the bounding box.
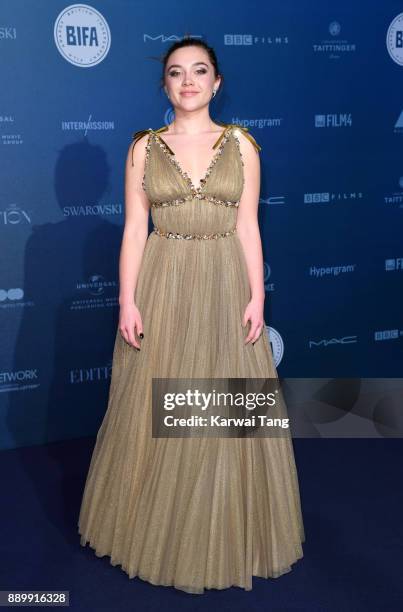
[119,135,150,307]
[234,128,265,344]
[118,134,150,348]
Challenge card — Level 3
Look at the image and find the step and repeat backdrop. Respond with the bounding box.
[1,1,402,448]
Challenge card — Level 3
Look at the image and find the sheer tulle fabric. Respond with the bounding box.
[78,127,305,593]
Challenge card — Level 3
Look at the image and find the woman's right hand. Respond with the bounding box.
[118,302,143,350]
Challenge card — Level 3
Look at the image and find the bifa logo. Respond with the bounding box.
[54,4,111,68]
[386,13,403,66]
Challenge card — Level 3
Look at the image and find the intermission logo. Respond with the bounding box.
[313,21,356,59]
[63,202,122,217]
[383,176,403,208]
[70,274,119,310]
[385,258,403,271]
[315,113,352,128]
[374,329,403,341]
[263,261,274,292]
[0,287,34,310]
[224,34,289,46]
[0,204,31,225]
[386,13,403,66]
[62,114,114,134]
[309,263,356,278]
[54,4,111,67]
[0,369,40,393]
[304,191,363,204]
[309,335,358,348]
[268,326,284,367]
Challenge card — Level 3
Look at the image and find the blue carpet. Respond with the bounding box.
[0,438,401,611]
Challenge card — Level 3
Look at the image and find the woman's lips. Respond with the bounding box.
[180,92,199,97]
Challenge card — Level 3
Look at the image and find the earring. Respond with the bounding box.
[212,89,217,98]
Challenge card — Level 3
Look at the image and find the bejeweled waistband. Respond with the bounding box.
[150,194,240,207]
[153,227,237,240]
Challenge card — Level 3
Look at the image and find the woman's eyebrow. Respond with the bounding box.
[167,61,209,70]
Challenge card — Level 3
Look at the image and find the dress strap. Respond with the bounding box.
[215,122,261,152]
[131,128,153,166]
[152,126,175,155]
[152,124,232,152]
[130,123,261,167]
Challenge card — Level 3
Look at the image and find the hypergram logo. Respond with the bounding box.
[54,4,111,68]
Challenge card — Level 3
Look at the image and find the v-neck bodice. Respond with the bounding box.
[152,125,230,193]
[130,122,260,238]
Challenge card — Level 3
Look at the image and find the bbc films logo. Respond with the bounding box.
[54,4,111,68]
[386,13,403,66]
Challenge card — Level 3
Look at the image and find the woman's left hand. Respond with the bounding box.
[242,298,265,345]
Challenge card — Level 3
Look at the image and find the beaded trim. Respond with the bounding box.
[231,128,245,188]
[153,227,237,240]
[142,130,153,192]
[150,194,240,208]
[152,125,232,195]
[136,123,260,195]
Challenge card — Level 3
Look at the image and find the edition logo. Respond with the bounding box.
[54,4,111,68]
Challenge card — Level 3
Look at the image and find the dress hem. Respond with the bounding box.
[78,530,305,595]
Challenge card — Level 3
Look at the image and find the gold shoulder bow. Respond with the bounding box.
[130,128,153,166]
[228,123,261,152]
[214,121,261,152]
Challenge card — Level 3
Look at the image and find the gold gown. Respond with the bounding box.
[78,123,305,594]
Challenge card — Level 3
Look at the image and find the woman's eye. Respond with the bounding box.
[168,68,207,78]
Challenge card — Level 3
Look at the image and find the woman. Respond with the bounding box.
[78,38,305,594]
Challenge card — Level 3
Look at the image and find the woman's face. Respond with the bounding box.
[164,46,221,112]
